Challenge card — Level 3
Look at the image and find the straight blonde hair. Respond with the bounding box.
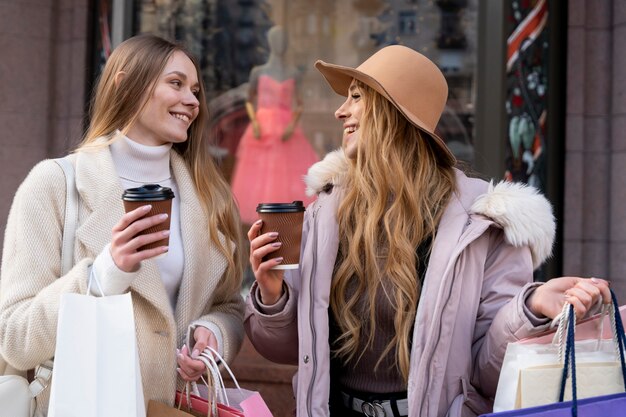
[76,34,243,295]
[330,82,456,383]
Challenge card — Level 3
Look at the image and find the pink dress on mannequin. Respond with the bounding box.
[231,74,318,224]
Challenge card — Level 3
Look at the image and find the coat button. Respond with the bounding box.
[303,355,310,364]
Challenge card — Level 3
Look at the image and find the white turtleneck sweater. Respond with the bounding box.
[91,135,184,310]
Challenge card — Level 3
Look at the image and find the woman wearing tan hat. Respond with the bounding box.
[244,46,609,417]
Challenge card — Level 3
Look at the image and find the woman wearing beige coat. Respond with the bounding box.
[0,35,244,414]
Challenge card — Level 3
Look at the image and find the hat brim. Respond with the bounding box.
[315,60,456,166]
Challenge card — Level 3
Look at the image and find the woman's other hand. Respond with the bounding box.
[248,219,286,305]
[526,276,611,320]
[176,327,217,382]
[110,204,170,272]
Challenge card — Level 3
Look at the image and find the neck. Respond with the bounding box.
[110,133,172,185]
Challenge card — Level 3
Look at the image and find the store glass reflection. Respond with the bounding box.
[133,0,478,223]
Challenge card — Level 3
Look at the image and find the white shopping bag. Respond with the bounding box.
[48,288,145,417]
[492,305,626,412]
[510,339,623,409]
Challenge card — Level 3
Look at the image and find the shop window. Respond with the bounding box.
[504,0,549,194]
[129,0,478,225]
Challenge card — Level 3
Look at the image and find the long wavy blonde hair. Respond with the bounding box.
[75,34,243,295]
[330,81,456,383]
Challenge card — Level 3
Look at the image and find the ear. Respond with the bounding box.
[114,71,127,88]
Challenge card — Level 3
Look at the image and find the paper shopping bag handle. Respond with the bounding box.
[558,290,626,416]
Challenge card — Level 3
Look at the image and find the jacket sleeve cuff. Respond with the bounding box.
[187,321,224,358]
[252,282,289,315]
[522,283,552,327]
[90,243,139,296]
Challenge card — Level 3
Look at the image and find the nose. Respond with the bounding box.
[184,90,200,108]
[335,99,350,120]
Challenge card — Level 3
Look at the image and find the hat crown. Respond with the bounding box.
[355,45,448,133]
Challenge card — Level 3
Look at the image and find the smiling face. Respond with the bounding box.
[126,51,200,146]
[335,80,365,160]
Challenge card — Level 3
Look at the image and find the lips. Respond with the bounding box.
[343,124,358,135]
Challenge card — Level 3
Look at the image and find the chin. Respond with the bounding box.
[170,132,189,143]
[343,143,358,160]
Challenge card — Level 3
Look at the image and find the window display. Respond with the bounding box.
[134,1,477,157]
[230,26,319,224]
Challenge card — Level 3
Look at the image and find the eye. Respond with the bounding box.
[351,93,361,100]
[192,89,200,97]
[170,80,182,88]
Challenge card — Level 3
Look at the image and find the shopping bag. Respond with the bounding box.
[147,400,194,417]
[176,347,273,417]
[48,276,145,417]
[482,291,626,416]
[493,304,626,411]
[481,392,626,416]
[175,391,244,417]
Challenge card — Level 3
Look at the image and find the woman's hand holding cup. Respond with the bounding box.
[248,219,286,305]
[110,204,170,272]
[112,184,175,272]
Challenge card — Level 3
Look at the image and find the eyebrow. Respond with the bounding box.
[165,71,200,88]
[349,84,359,92]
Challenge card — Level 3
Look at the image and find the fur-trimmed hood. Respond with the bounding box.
[304,149,555,268]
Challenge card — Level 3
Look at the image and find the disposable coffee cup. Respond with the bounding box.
[122,184,174,251]
[256,201,305,270]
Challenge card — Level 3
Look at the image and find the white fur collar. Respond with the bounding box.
[470,181,555,268]
[304,149,555,268]
[304,149,349,197]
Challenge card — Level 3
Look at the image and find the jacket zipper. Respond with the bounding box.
[306,201,323,417]
[416,219,491,415]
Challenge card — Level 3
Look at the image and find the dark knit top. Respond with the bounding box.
[329,237,431,393]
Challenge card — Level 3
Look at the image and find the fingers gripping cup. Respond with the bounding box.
[122,184,175,250]
[257,201,305,270]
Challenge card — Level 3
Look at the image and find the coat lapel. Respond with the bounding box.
[74,145,229,345]
[74,146,174,329]
[170,152,229,342]
[74,146,125,257]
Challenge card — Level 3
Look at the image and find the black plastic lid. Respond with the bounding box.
[122,184,175,201]
[256,201,305,213]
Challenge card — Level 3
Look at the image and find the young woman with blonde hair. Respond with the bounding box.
[245,45,610,417]
[0,34,244,413]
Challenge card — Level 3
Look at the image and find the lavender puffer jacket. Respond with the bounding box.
[245,150,556,417]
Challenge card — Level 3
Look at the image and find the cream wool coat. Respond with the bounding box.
[245,149,556,417]
[0,146,244,413]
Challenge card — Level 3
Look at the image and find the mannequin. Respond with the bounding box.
[231,26,318,224]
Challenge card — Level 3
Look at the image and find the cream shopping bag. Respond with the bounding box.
[48,279,145,417]
[517,340,625,408]
[493,305,626,412]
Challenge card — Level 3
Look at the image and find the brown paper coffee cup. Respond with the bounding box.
[257,201,305,270]
[122,184,174,251]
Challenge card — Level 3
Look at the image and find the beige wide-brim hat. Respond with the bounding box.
[315,45,456,166]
